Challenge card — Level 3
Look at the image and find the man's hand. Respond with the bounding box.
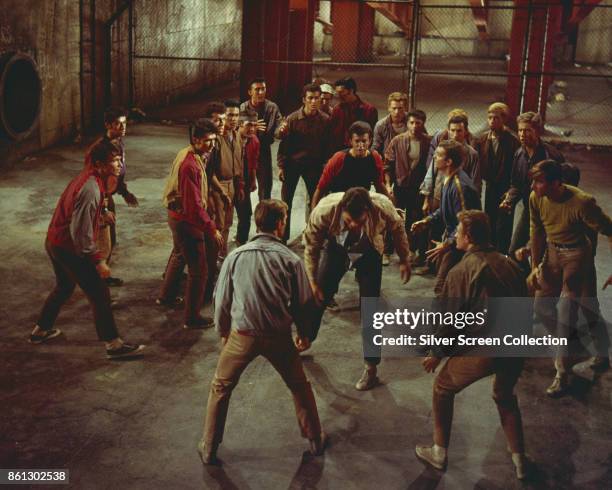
[310,281,325,305]
[213,230,224,249]
[411,219,429,234]
[277,120,288,137]
[499,199,512,214]
[422,198,431,215]
[221,336,228,348]
[603,274,612,290]
[124,192,139,207]
[102,210,116,225]
[526,269,541,291]
[425,240,450,262]
[295,336,311,352]
[250,180,257,193]
[399,261,411,284]
[278,168,285,182]
[514,246,530,262]
[237,189,245,202]
[422,356,442,373]
[256,119,267,133]
[221,192,231,206]
[97,261,111,279]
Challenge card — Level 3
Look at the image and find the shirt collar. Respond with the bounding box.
[250,232,284,243]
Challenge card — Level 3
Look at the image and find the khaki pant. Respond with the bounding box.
[534,242,605,374]
[202,330,321,447]
[210,179,234,257]
[433,357,525,452]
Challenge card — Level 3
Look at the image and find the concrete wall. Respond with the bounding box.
[575,1,612,65]
[0,0,80,162]
[133,0,242,109]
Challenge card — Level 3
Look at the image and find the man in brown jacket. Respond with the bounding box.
[302,187,412,390]
[417,210,529,480]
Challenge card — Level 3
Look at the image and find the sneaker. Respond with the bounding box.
[573,356,610,373]
[546,374,569,397]
[184,316,215,330]
[106,343,145,359]
[415,444,447,470]
[309,432,329,456]
[155,296,184,308]
[105,276,124,287]
[29,328,62,344]
[355,367,378,391]
[382,254,391,266]
[512,453,531,480]
[413,265,433,276]
[197,440,221,466]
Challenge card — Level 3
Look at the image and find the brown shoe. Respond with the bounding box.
[197,440,221,466]
[309,432,329,456]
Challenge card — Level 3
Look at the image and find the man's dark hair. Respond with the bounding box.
[348,121,372,139]
[224,99,240,109]
[561,162,581,186]
[438,140,464,168]
[203,101,226,118]
[88,138,121,166]
[408,109,427,123]
[254,199,287,232]
[448,114,468,129]
[190,118,219,143]
[529,159,563,183]
[339,187,374,219]
[457,210,491,246]
[239,110,258,124]
[302,83,321,98]
[248,77,267,90]
[334,77,357,93]
[104,107,127,125]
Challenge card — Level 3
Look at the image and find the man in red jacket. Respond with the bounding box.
[160,119,224,329]
[30,139,145,359]
[235,110,260,245]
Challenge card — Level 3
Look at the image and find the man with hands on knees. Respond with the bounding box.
[199,199,326,466]
[30,139,145,359]
[303,187,412,391]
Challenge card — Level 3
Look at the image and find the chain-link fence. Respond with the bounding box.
[100,0,612,146]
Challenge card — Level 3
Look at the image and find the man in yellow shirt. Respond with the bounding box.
[529,160,612,396]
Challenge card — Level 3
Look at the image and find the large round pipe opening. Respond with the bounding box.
[0,52,42,140]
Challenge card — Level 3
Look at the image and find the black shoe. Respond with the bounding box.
[105,276,124,287]
[106,343,146,359]
[184,316,215,330]
[309,432,329,456]
[29,328,63,344]
[197,440,221,466]
[155,296,184,308]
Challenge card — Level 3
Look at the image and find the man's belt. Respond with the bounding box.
[550,240,586,250]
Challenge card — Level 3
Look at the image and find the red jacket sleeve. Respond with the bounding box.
[179,156,217,236]
[316,151,346,193]
[372,150,385,188]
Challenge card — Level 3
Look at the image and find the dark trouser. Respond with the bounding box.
[395,185,427,256]
[37,241,119,341]
[257,144,273,201]
[311,240,383,365]
[281,163,322,242]
[108,194,117,248]
[203,330,322,447]
[534,243,609,374]
[433,357,525,452]
[433,246,464,297]
[484,181,513,255]
[159,217,208,325]
[235,192,253,245]
[509,200,530,257]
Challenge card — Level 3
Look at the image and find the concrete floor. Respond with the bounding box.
[1,116,612,489]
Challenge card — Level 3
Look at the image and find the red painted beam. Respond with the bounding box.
[568,0,603,26]
[331,0,375,63]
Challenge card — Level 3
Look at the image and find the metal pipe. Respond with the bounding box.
[519,0,533,114]
[537,5,551,115]
[79,0,85,133]
[128,0,133,108]
[408,0,420,108]
[91,0,96,127]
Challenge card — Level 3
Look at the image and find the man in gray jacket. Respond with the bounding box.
[198,199,326,465]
